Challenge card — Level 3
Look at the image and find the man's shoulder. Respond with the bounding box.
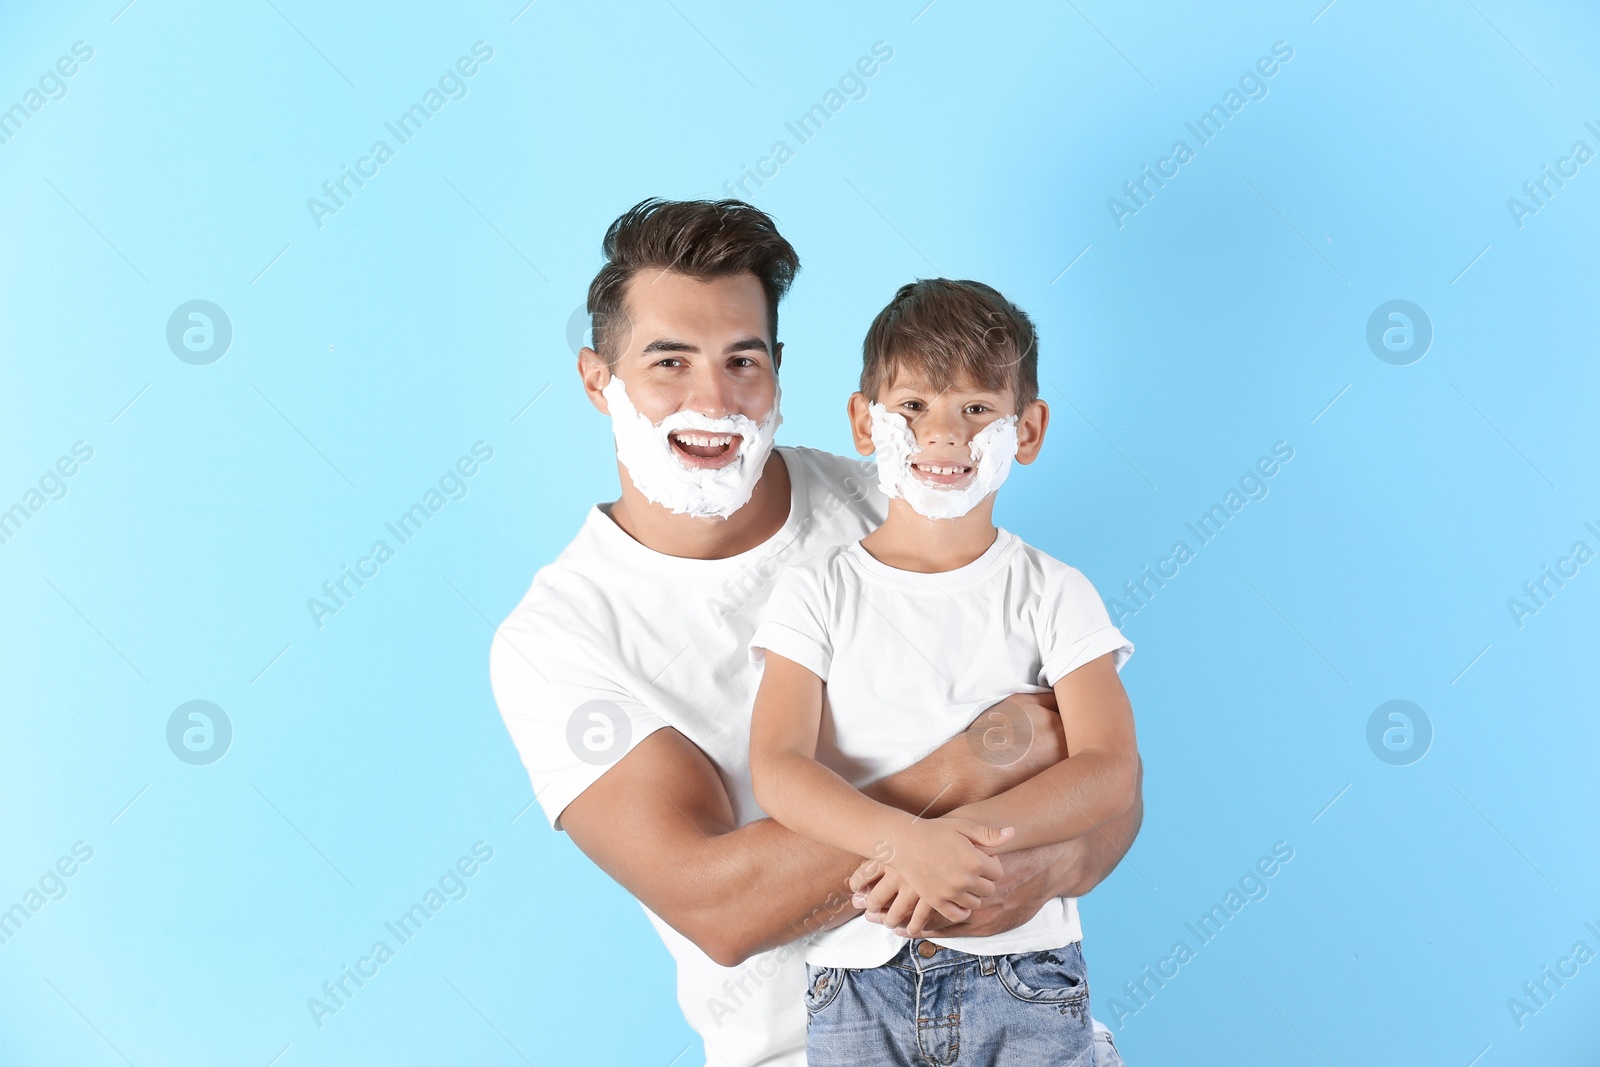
[493,512,617,654]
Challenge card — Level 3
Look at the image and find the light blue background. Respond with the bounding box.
[2,1,1596,1063]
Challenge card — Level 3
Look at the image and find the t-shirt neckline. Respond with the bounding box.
[846,527,1016,587]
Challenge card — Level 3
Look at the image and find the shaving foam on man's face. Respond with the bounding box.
[603,373,781,520]
[868,401,1018,520]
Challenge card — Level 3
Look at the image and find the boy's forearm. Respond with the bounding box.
[755,752,906,859]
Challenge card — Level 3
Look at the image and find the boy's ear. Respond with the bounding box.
[847,392,876,457]
[1014,398,1049,465]
[577,348,612,415]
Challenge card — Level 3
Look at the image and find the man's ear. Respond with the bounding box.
[847,392,876,457]
[772,341,783,375]
[577,348,612,415]
[1014,399,1049,465]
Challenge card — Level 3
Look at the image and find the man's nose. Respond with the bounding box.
[681,368,738,419]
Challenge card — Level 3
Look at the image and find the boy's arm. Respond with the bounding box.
[853,753,1144,937]
[941,652,1140,852]
[559,691,1065,967]
[749,654,939,858]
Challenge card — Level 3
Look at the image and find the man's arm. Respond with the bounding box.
[557,694,1066,967]
[853,754,1144,937]
[850,655,1143,934]
[942,653,1140,851]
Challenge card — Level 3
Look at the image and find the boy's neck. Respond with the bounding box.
[859,497,1000,573]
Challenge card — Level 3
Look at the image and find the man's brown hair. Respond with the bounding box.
[859,278,1039,410]
[586,198,800,362]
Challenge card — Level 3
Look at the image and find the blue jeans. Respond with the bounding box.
[804,939,1098,1066]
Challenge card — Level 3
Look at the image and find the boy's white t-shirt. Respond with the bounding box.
[490,447,886,1067]
[748,528,1134,969]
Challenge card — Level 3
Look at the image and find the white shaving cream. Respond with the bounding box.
[602,375,781,520]
[867,402,1018,520]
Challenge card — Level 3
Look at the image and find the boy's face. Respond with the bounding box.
[847,367,1049,491]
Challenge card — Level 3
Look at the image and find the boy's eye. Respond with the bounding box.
[898,400,923,412]
[964,404,989,416]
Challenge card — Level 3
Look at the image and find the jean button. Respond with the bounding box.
[917,941,939,959]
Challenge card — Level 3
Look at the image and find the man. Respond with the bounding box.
[490,198,1141,1066]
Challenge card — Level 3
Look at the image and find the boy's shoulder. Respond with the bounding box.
[1000,529,1083,575]
[998,530,1105,599]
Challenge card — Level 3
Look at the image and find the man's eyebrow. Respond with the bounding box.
[725,337,770,355]
[642,338,698,354]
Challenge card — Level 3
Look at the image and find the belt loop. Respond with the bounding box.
[980,955,996,976]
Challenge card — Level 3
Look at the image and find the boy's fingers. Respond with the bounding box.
[952,891,985,910]
[968,875,997,899]
[849,865,882,895]
[860,872,900,912]
[883,887,918,930]
[976,852,1005,881]
[906,899,935,937]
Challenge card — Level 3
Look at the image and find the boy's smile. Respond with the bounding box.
[909,455,976,488]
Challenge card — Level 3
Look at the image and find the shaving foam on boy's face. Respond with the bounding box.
[867,400,1018,521]
[602,373,781,520]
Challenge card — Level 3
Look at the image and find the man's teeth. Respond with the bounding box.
[674,433,734,448]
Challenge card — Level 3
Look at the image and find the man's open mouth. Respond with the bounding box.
[670,431,743,470]
[910,459,975,488]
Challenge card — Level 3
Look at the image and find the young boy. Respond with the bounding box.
[748,279,1140,1064]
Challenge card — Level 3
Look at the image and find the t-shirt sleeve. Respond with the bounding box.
[1038,564,1135,687]
[489,610,671,832]
[748,561,833,681]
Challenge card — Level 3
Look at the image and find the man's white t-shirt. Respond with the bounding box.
[490,447,885,1067]
[747,529,1134,969]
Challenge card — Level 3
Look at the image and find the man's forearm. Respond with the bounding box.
[857,757,1144,938]
[687,728,1013,964]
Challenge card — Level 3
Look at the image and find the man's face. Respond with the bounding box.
[588,269,780,473]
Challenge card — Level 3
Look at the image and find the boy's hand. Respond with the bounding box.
[880,817,1010,931]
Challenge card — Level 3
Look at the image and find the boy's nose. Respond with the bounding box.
[918,409,967,448]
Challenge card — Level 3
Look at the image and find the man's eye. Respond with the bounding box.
[730,357,756,368]
[655,358,684,368]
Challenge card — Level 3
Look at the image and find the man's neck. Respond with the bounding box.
[859,497,999,573]
[605,450,792,561]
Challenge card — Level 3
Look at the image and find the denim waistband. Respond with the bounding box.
[880,939,1002,975]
